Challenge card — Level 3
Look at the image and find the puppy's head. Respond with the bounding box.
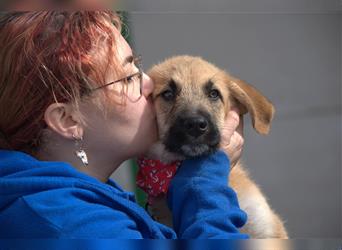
[148,55,275,158]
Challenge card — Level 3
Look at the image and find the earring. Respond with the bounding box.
[73,134,88,167]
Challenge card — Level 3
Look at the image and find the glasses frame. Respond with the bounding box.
[89,55,143,101]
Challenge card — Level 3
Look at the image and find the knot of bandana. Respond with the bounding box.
[136,157,181,198]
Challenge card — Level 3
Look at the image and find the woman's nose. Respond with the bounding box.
[141,72,154,98]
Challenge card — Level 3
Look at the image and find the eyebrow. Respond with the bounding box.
[122,55,134,66]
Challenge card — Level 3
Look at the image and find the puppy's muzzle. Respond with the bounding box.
[183,115,209,138]
[164,111,220,158]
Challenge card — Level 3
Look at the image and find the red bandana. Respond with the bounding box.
[136,157,181,199]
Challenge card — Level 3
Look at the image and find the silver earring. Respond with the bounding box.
[73,134,88,167]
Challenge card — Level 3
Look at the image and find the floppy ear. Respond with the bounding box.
[228,77,275,135]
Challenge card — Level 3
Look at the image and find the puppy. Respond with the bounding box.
[143,55,288,239]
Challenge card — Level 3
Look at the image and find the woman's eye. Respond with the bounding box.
[161,90,175,101]
[209,89,220,100]
[126,75,134,83]
[125,72,141,84]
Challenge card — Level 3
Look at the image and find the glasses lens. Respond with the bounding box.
[90,55,144,102]
[125,73,142,101]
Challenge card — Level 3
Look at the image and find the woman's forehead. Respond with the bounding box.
[90,26,132,66]
[114,33,133,65]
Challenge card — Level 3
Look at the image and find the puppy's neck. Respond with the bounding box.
[145,141,185,164]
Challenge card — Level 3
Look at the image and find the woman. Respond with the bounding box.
[0,11,248,238]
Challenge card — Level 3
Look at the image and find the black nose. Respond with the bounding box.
[183,116,209,137]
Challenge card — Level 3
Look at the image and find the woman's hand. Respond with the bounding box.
[220,107,244,167]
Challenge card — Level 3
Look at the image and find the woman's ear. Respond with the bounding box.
[227,76,275,135]
[44,102,84,139]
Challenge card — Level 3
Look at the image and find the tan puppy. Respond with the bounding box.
[145,55,288,239]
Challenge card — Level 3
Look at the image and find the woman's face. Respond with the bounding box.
[80,28,157,162]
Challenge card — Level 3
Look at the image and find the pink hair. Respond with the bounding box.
[0,11,123,154]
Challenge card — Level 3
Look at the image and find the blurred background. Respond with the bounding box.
[111,0,341,238]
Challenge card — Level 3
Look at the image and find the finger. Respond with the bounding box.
[230,106,244,137]
[229,131,244,152]
[223,110,240,139]
[236,114,244,137]
[230,147,243,168]
[227,133,244,165]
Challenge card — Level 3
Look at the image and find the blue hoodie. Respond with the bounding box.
[0,149,248,239]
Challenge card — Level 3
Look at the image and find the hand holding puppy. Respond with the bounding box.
[220,107,244,167]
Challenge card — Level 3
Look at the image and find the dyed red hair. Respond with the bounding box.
[0,11,123,154]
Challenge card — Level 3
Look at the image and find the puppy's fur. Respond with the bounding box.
[146,55,288,239]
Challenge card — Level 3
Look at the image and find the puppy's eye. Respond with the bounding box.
[209,89,220,100]
[161,90,175,101]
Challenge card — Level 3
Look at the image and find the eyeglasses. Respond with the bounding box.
[90,55,143,102]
